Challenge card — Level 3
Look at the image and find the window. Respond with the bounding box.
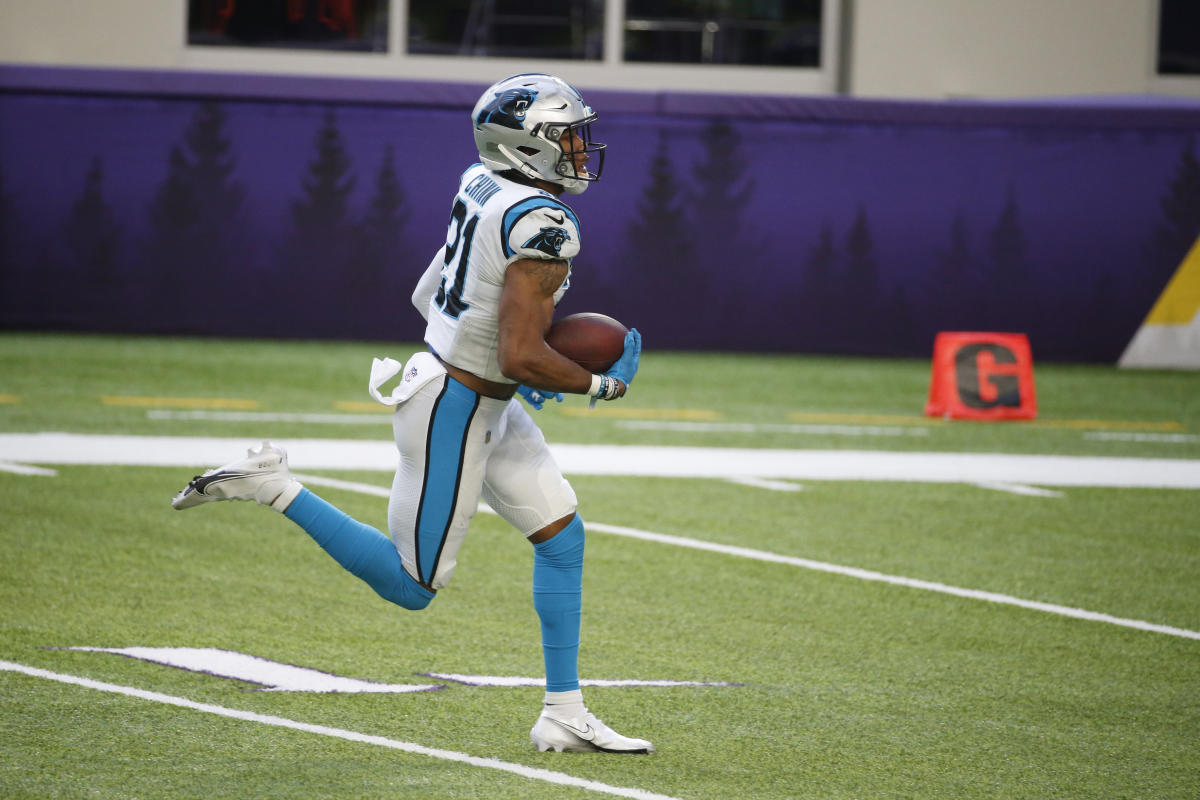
[623,0,822,66]
[1157,0,1200,75]
[182,1,840,96]
[187,0,389,52]
[407,0,604,60]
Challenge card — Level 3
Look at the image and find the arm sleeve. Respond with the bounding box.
[411,250,444,322]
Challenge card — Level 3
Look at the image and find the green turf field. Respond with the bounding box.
[1,333,1198,799]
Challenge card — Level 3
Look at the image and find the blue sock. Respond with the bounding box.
[532,515,585,693]
[284,488,434,611]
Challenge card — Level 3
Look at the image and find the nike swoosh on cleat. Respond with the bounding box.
[190,471,249,494]
[546,717,596,742]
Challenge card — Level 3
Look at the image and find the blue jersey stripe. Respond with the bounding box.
[501,197,580,258]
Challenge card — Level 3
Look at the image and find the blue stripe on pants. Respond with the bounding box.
[414,378,479,586]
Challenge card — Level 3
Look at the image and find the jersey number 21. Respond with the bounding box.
[436,198,478,319]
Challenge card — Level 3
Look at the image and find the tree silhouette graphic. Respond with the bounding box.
[689,118,755,245]
[291,109,356,238]
[985,185,1030,329]
[621,128,696,342]
[184,102,245,237]
[844,205,878,293]
[687,117,764,343]
[805,222,838,302]
[144,102,246,322]
[1151,137,1200,276]
[348,143,408,294]
[280,109,359,333]
[287,110,355,275]
[0,164,12,310]
[0,164,10,258]
[928,210,975,331]
[64,156,122,287]
[148,145,200,255]
[797,222,840,351]
[338,143,417,337]
[839,206,884,352]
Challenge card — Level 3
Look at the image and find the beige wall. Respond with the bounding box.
[1,0,1196,99]
[0,0,184,68]
[848,0,1163,98]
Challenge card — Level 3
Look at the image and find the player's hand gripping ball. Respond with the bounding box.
[546,313,629,372]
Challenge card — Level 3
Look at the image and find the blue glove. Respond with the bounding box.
[604,329,642,387]
[517,384,563,411]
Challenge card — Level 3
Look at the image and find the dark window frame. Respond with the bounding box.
[1157,0,1200,76]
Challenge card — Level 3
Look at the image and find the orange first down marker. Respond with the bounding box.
[925,332,1037,421]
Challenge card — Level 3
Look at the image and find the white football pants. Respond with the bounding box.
[386,374,578,590]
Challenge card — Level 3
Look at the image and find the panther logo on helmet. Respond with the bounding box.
[522,225,571,257]
[475,88,538,131]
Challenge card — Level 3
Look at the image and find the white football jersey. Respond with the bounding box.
[422,164,580,383]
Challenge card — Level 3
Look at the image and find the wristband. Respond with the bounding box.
[589,374,621,401]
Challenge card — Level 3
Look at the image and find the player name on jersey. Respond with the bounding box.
[464,172,503,206]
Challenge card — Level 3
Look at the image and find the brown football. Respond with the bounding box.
[545,312,629,372]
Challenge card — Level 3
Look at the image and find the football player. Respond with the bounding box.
[172,74,650,754]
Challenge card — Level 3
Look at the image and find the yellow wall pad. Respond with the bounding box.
[1120,235,1200,368]
[101,396,260,409]
[1146,236,1200,325]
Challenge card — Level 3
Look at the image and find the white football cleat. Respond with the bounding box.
[171,441,301,511]
[530,708,654,754]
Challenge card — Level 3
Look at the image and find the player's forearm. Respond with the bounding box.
[498,342,594,395]
[410,250,444,321]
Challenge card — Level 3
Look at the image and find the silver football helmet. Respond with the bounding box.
[472,73,605,195]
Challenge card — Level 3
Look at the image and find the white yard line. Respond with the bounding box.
[0,660,679,800]
[426,673,739,688]
[4,432,1200,488]
[616,420,930,437]
[580,521,1200,641]
[63,647,442,693]
[972,481,1065,498]
[723,476,806,492]
[1084,431,1200,444]
[147,410,389,425]
[300,476,1197,641]
[0,460,57,476]
[4,434,1198,639]
[143,409,1195,444]
[293,472,392,498]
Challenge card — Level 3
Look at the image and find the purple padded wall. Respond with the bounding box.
[2,64,1198,361]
